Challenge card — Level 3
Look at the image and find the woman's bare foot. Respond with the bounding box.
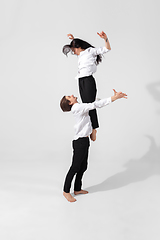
[90,129,97,141]
[74,189,89,195]
[63,192,76,202]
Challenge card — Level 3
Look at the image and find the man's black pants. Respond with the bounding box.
[63,137,90,193]
[79,75,99,129]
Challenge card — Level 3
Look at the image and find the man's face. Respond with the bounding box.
[66,95,77,105]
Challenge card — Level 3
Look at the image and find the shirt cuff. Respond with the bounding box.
[108,97,112,103]
[104,46,110,53]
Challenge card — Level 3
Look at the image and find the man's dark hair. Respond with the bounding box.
[60,96,72,112]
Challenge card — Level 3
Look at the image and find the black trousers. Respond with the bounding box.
[63,137,90,193]
[79,75,99,129]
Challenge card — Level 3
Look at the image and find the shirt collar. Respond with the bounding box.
[71,102,79,112]
[79,49,87,56]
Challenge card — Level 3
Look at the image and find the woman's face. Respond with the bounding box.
[71,47,82,56]
[71,47,78,55]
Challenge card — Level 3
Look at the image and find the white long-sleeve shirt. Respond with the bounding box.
[71,97,112,140]
[76,46,109,79]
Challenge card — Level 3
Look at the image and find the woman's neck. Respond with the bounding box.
[77,48,84,55]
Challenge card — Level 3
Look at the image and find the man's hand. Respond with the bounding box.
[111,89,127,102]
[67,34,74,40]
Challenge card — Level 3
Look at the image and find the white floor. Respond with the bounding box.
[1,138,160,240]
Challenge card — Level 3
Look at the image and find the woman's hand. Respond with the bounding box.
[67,34,74,40]
[97,31,111,50]
[97,31,108,40]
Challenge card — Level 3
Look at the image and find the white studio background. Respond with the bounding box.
[0,0,160,240]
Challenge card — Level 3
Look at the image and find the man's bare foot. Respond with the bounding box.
[63,192,76,202]
[90,129,97,141]
[74,189,89,195]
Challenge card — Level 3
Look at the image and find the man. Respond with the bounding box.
[60,89,127,202]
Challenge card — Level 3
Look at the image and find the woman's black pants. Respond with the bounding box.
[63,137,90,193]
[78,75,99,129]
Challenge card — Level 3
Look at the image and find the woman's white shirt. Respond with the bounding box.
[77,46,109,79]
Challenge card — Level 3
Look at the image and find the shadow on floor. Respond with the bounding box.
[87,136,160,193]
[146,80,160,102]
[146,80,160,114]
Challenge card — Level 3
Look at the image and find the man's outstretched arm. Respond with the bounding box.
[78,89,127,114]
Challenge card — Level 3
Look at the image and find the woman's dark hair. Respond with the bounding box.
[62,38,102,65]
[60,96,72,112]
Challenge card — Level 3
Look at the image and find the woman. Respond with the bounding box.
[62,31,111,141]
